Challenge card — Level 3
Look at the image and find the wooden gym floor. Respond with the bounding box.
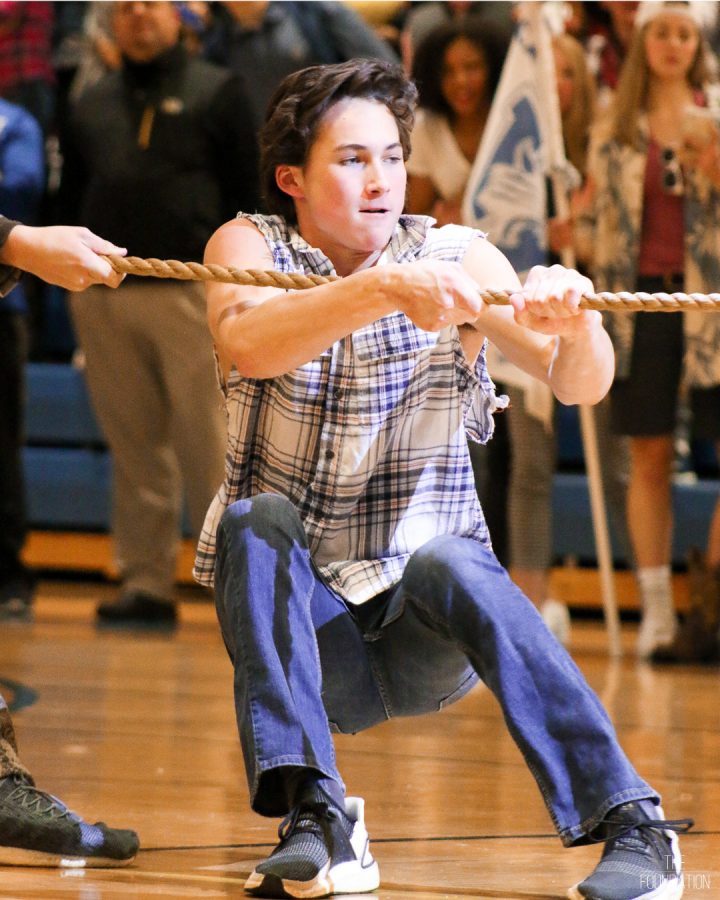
[1,575,719,899]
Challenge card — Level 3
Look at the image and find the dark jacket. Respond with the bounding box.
[60,44,259,263]
[204,1,398,128]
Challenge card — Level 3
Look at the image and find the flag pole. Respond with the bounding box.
[531,2,622,656]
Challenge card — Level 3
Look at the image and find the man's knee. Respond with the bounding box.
[405,535,496,581]
[402,536,505,616]
[218,493,302,545]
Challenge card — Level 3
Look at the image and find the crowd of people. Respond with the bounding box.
[1,2,720,898]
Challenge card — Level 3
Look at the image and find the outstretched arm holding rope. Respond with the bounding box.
[458,238,614,407]
[0,221,126,291]
[205,216,484,380]
[205,215,613,407]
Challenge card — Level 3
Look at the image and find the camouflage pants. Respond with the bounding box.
[0,693,31,780]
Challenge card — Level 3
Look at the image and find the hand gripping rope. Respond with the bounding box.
[102,255,720,312]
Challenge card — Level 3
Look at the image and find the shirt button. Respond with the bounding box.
[325,449,335,461]
[333,388,343,399]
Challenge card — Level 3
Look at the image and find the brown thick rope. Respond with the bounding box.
[104,255,720,312]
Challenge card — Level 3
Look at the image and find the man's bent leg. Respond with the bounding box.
[392,536,657,846]
[214,494,385,817]
[214,495,382,897]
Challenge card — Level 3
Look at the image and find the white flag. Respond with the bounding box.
[462,7,553,278]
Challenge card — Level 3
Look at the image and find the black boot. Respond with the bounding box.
[96,591,177,629]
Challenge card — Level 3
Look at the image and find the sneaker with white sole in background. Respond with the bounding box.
[245,793,379,898]
[567,800,693,900]
[542,599,572,646]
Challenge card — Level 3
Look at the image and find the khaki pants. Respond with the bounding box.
[70,280,225,599]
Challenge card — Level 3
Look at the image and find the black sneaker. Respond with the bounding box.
[245,794,379,898]
[568,801,693,900]
[0,571,35,622]
[0,774,139,867]
[96,591,177,629]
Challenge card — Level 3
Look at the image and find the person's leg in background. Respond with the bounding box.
[610,309,684,658]
[594,394,633,570]
[156,281,225,553]
[505,384,570,644]
[0,311,34,620]
[70,283,183,627]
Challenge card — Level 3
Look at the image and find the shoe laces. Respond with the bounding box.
[277,798,339,844]
[600,812,693,862]
[5,776,75,822]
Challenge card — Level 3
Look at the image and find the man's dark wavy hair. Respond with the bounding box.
[260,59,417,223]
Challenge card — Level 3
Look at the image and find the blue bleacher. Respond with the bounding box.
[23,362,111,530]
[23,361,719,565]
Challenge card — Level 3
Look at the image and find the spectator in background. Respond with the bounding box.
[406,17,508,225]
[584,0,720,660]
[0,2,55,134]
[400,0,514,70]
[65,2,120,105]
[0,99,44,621]
[204,0,399,128]
[345,0,409,57]
[584,0,639,108]
[59,0,260,628]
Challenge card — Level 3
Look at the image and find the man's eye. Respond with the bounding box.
[341,157,361,166]
[385,156,403,164]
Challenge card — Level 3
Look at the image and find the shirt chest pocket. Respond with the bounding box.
[352,318,438,362]
[351,326,445,422]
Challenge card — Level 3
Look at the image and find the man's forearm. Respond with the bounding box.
[548,317,615,406]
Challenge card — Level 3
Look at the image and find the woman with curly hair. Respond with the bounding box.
[406,17,509,226]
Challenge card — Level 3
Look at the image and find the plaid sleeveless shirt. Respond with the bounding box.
[194,213,506,604]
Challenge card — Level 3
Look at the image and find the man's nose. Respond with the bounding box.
[365,164,389,194]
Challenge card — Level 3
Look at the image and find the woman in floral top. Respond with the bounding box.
[584,0,720,662]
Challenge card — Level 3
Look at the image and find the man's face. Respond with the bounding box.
[112,1,182,63]
[284,98,407,271]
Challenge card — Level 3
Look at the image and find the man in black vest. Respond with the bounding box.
[60,1,260,628]
[205,1,399,129]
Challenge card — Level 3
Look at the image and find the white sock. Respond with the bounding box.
[636,565,676,657]
[637,565,672,614]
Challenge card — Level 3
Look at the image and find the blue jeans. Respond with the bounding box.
[214,494,656,847]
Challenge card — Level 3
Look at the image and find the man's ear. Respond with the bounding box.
[275,165,304,200]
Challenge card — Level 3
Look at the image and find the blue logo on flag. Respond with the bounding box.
[470,95,545,274]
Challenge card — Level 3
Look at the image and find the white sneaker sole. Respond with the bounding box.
[245,857,380,898]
